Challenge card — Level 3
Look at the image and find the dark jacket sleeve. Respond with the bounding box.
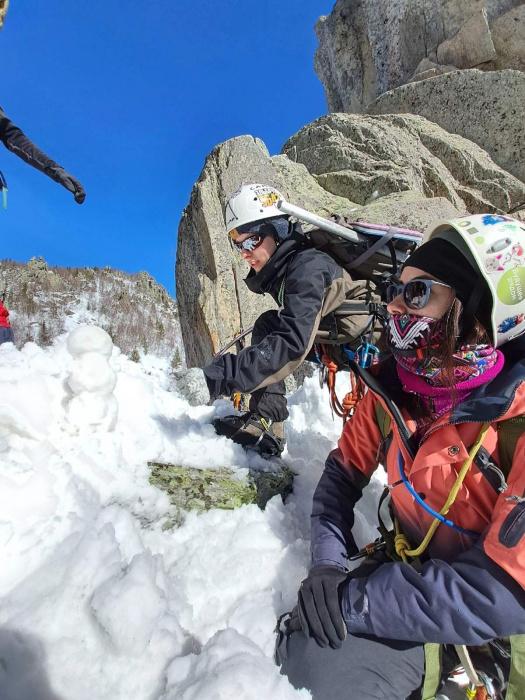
[0,106,61,175]
[311,450,369,569]
[203,252,331,397]
[343,541,525,644]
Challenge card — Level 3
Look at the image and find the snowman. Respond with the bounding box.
[65,326,118,431]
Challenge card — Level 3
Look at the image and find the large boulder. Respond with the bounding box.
[314,0,521,113]
[352,191,463,232]
[368,69,525,183]
[175,136,352,368]
[283,113,525,212]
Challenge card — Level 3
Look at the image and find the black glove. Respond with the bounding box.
[47,166,86,204]
[297,565,349,649]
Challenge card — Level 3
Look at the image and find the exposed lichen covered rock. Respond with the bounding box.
[149,460,294,526]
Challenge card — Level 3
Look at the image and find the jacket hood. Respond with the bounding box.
[244,238,304,297]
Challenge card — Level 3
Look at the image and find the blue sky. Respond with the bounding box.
[1,1,333,295]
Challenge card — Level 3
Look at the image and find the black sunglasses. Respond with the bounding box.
[385,278,452,310]
[231,233,264,253]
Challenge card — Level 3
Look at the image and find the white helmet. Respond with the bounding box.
[427,214,525,347]
[225,183,284,236]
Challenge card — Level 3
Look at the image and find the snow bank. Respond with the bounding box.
[0,327,385,699]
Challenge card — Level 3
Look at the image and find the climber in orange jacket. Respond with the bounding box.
[277,214,525,699]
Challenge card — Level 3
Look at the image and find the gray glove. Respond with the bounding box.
[47,166,86,204]
[297,565,349,649]
[174,367,212,406]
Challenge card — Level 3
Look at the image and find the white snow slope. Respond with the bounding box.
[0,326,386,700]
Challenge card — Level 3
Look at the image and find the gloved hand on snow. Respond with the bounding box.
[297,565,349,649]
[47,166,86,204]
[174,367,213,406]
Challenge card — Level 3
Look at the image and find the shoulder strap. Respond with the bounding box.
[497,416,525,477]
[507,635,525,700]
[374,401,392,439]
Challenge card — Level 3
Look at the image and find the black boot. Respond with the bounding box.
[212,412,285,457]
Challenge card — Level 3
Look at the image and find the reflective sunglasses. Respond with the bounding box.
[230,233,264,253]
[385,278,452,310]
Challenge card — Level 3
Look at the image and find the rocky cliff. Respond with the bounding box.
[314,1,524,112]
[315,1,525,184]
[0,257,183,363]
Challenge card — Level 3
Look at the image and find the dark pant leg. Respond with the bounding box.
[0,327,14,344]
[248,310,289,422]
[279,629,424,700]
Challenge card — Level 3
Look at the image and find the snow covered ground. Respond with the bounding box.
[0,326,387,700]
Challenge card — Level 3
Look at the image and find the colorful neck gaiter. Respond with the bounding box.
[387,313,499,382]
[387,313,446,379]
[387,313,503,429]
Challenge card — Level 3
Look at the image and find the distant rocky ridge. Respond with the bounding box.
[176,1,525,370]
[0,257,183,362]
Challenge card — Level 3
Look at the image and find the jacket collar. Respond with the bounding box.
[244,238,303,296]
[451,335,525,423]
[375,336,525,425]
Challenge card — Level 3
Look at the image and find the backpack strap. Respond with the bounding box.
[497,415,525,477]
[421,643,442,700]
[374,401,392,440]
[507,635,525,700]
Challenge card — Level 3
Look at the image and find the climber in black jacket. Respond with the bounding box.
[0,105,85,204]
[199,183,376,457]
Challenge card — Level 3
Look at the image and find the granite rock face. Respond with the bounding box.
[436,8,496,68]
[283,113,525,212]
[314,0,523,112]
[489,4,525,71]
[368,69,525,183]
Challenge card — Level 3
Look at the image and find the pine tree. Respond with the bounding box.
[171,347,182,370]
[39,321,52,346]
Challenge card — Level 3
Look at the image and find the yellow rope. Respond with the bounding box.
[395,423,491,560]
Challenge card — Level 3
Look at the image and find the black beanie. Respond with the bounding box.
[405,237,492,336]
[405,238,476,306]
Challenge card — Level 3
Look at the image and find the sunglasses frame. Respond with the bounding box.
[385,277,452,310]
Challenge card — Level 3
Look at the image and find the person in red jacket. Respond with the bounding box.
[0,299,13,344]
[276,214,525,699]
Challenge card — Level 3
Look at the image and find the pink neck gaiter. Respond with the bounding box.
[397,349,505,426]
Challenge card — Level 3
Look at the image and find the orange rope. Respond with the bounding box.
[320,346,364,423]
